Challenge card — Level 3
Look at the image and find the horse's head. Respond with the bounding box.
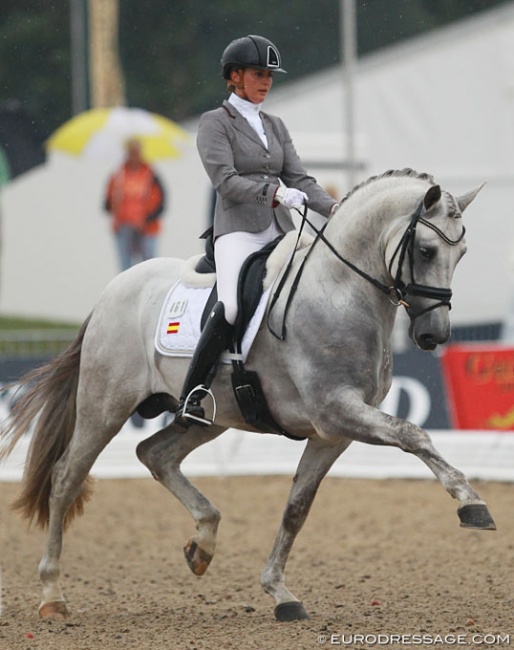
[387,181,483,351]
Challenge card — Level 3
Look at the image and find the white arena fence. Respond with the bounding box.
[1,400,513,483]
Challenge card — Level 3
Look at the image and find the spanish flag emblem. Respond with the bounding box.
[167,321,180,334]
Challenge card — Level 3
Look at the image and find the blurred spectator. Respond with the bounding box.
[104,138,166,271]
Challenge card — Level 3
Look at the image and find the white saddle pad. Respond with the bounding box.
[154,280,272,363]
[154,232,314,363]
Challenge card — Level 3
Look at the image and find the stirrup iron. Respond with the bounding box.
[182,385,217,426]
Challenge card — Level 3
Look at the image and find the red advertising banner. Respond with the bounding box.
[441,345,514,430]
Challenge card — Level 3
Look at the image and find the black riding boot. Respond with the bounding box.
[173,301,234,431]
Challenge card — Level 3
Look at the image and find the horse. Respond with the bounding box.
[0,168,495,623]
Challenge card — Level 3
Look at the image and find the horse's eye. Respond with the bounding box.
[419,246,434,260]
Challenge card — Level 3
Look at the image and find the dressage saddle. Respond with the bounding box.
[195,229,301,440]
[138,229,302,440]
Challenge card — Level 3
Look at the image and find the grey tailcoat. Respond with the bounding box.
[197,100,336,239]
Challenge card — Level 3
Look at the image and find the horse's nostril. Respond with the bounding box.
[418,333,437,350]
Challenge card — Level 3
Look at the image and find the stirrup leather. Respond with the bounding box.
[181,385,217,426]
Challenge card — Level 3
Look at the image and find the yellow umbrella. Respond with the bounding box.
[46,107,189,162]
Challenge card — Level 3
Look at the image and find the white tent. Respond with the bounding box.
[258,3,514,327]
[0,142,210,323]
[2,4,514,325]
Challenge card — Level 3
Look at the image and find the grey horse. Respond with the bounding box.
[0,168,495,623]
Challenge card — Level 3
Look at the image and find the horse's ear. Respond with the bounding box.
[456,183,486,213]
[423,184,442,211]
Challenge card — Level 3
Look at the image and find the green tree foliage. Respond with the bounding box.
[0,2,71,137]
[119,0,341,120]
[0,0,511,138]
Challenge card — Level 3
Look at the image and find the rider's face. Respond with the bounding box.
[232,68,273,104]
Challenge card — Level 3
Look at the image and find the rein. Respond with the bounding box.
[267,199,466,339]
[267,206,315,340]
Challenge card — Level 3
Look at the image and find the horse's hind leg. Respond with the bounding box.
[261,436,351,621]
[38,416,127,619]
[136,423,226,576]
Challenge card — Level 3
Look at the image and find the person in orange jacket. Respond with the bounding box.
[104,138,166,271]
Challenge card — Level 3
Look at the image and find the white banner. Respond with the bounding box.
[2,417,513,483]
[2,379,513,482]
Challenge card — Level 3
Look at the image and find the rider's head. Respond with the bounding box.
[221,35,286,92]
[124,138,143,168]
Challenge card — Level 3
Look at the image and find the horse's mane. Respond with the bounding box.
[340,168,436,208]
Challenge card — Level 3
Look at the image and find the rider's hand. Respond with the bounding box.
[329,202,340,217]
[274,186,308,210]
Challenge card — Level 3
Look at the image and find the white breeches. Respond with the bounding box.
[214,220,283,325]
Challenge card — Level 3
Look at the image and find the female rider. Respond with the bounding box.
[174,34,339,429]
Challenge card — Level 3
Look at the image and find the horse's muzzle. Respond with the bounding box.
[410,315,450,351]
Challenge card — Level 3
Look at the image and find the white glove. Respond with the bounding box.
[329,202,340,217]
[274,186,308,209]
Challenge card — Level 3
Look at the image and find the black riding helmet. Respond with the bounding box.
[221,35,287,79]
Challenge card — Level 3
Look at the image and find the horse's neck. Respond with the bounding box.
[301,222,398,332]
[264,232,314,291]
[301,185,422,334]
[326,185,423,274]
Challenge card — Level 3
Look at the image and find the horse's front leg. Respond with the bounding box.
[260,436,351,621]
[319,390,496,531]
[136,423,226,576]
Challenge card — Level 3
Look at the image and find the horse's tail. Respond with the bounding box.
[0,314,94,529]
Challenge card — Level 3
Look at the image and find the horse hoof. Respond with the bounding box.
[184,539,213,576]
[38,601,69,620]
[274,601,310,622]
[458,504,496,530]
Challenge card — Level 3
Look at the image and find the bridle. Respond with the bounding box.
[267,199,466,340]
[385,199,465,320]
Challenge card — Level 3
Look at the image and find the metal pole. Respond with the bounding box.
[70,0,89,115]
[341,0,357,190]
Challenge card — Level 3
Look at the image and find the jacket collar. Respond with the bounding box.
[222,99,270,150]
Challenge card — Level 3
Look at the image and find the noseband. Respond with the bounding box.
[267,198,465,340]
